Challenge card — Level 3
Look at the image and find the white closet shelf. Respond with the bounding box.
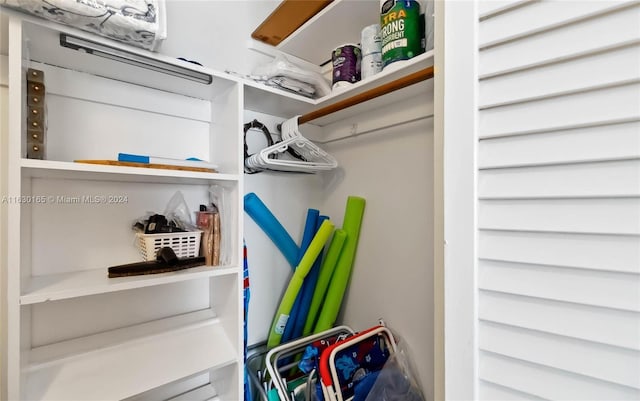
[321,52,432,103]
[25,316,237,401]
[243,80,317,119]
[20,265,240,305]
[244,51,433,125]
[21,159,240,184]
[276,0,381,65]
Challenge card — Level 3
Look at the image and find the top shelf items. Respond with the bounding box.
[243,51,433,125]
[247,0,434,125]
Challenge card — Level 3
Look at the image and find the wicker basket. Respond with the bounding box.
[135,231,202,261]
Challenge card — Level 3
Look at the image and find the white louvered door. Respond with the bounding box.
[476,1,640,399]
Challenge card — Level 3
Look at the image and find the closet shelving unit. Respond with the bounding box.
[5,12,244,401]
[4,0,434,398]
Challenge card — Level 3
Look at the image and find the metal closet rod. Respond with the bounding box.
[299,65,435,124]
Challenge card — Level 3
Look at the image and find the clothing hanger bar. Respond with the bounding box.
[317,114,434,145]
[299,66,434,124]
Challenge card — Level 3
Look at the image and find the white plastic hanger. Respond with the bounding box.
[245,116,338,173]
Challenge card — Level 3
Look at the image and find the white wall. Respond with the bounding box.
[242,91,435,399]
[321,103,434,397]
[160,0,280,75]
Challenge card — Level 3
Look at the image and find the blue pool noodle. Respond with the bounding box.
[291,215,328,339]
[244,192,299,269]
[298,210,320,262]
[282,209,319,343]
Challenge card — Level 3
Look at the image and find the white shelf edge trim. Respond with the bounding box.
[20,265,241,305]
[315,51,434,103]
[242,50,434,106]
[21,159,240,182]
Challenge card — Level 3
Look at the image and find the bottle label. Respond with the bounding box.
[380,0,422,67]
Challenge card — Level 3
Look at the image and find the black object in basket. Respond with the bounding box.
[108,247,205,278]
[145,214,186,234]
[133,213,202,261]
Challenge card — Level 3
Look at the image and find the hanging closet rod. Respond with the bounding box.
[299,66,434,124]
[317,113,434,144]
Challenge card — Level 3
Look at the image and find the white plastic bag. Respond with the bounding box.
[253,54,332,98]
[363,341,426,401]
[164,190,197,231]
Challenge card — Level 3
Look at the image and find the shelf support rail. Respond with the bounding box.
[298,66,435,124]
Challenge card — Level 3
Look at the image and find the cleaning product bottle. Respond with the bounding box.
[380,0,423,68]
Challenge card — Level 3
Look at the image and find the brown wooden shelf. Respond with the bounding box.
[299,66,434,124]
[251,0,333,46]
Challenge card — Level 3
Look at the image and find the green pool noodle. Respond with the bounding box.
[313,196,365,333]
[302,229,347,337]
[267,219,335,348]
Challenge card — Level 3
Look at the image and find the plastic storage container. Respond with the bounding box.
[135,231,202,261]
